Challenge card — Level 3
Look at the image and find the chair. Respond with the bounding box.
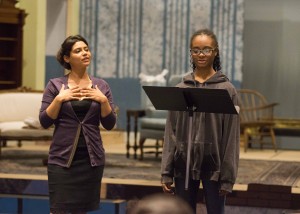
[0,87,53,152]
[138,108,167,160]
[138,74,184,160]
[237,89,278,152]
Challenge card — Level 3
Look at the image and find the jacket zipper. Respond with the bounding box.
[66,123,82,167]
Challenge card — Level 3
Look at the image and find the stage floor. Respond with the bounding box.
[1,132,300,190]
[1,132,300,213]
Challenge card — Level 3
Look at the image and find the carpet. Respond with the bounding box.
[0,149,300,188]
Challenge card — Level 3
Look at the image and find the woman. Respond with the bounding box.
[161,29,240,214]
[39,35,116,214]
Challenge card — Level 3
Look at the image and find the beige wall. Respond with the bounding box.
[17,0,79,90]
[18,0,46,90]
[67,0,80,36]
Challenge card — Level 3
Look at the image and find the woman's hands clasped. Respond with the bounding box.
[57,84,108,104]
[56,84,82,102]
[80,85,108,103]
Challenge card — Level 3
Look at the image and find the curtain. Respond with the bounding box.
[79,0,244,85]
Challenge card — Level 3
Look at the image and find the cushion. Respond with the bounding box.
[0,93,43,122]
[140,118,166,130]
[145,106,168,118]
[0,121,53,137]
[168,74,183,86]
[24,117,43,129]
[139,128,165,139]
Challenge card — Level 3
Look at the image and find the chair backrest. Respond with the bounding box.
[237,89,276,123]
[143,73,189,118]
[168,74,183,87]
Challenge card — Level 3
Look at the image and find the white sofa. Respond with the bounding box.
[0,90,53,157]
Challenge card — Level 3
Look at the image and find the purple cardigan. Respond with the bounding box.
[39,75,116,168]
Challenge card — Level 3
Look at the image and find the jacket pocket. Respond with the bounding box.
[173,142,186,170]
[191,141,204,178]
[201,142,218,171]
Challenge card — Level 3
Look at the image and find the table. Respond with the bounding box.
[126,109,145,159]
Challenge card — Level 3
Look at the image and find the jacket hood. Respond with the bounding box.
[182,71,229,86]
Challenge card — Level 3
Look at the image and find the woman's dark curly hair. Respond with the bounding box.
[56,35,89,70]
[190,29,221,71]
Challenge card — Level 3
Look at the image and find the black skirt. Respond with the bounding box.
[48,154,104,213]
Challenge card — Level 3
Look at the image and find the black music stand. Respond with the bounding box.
[142,86,238,190]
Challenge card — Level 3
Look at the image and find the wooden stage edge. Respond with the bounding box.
[0,172,299,194]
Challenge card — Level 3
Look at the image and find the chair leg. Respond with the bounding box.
[270,128,277,152]
[244,130,249,152]
[18,140,22,147]
[0,140,2,159]
[259,135,264,150]
[139,138,146,160]
[155,140,159,158]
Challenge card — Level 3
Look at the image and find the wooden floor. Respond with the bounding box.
[1,131,300,213]
[106,132,300,162]
[1,131,300,182]
[2,131,300,160]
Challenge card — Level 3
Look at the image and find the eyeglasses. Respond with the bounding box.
[190,48,216,56]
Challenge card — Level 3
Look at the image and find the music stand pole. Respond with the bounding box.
[185,107,194,190]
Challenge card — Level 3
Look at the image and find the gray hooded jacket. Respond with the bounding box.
[161,71,240,192]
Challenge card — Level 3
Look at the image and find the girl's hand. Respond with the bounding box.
[162,183,174,195]
[219,189,229,196]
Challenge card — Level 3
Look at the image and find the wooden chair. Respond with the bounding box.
[237,89,278,152]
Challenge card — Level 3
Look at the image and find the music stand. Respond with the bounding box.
[142,86,238,190]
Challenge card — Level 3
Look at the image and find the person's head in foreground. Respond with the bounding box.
[130,193,193,214]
